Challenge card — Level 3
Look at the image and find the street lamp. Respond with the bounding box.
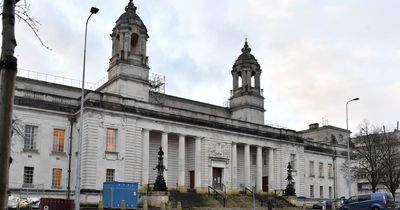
[75,7,99,210]
[345,97,359,198]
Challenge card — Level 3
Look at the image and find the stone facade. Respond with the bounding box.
[9,0,354,204]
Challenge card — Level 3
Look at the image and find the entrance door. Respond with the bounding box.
[262,176,269,192]
[212,167,223,190]
[189,171,195,189]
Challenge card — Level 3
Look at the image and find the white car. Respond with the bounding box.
[7,195,18,209]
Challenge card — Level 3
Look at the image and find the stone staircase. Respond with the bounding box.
[168,190,295,209]
[168,191,223,209]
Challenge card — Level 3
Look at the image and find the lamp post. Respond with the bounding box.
[75,7,99,210]
[345,97,359,198]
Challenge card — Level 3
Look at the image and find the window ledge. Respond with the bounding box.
[319,176,325,179]
[22,184,34,188]
[105,151,119,155]
[22,148,39,153]
[50,151,67,156]
[309,175,315,178]
[51,185,62,189]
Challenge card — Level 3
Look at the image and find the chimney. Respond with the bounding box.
[309,123,319,130]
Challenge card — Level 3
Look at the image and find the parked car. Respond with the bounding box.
[7,195,40,209]
[313,200,333,209]
[339,192,395,210]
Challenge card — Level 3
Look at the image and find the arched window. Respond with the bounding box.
[237,72,242,88]
[130,33,139,53]
[251,71,256,87]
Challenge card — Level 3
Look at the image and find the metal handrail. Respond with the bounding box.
[208,186,226,207]
[244,187,267,207]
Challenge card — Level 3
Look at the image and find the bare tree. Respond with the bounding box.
[1,0,50,208]
[0,1,18,208]
[352,121,386,193]
[381,128,400,200]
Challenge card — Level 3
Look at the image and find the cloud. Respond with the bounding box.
[2,0,399,134]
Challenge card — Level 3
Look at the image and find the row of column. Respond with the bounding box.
[232,143,275,192]
[142,129,275,192]
[141,129,202,189]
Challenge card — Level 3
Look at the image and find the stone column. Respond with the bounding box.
[178,134,185,191]
[268,148,274,191]
[256,146,263,192]
[195,137,202,189]
[161,132,168,185]
[231,143,238,190]
[142,129,149,187]
[244,144,251,187]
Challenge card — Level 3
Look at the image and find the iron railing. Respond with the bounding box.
[208,186,226,207]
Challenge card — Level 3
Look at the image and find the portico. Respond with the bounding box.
[141,128,276,193]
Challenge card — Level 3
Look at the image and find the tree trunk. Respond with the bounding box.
[0,0,17,209]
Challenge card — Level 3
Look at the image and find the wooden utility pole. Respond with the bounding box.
[0,0,18,209]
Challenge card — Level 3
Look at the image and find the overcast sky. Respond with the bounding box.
[8,0,400,134]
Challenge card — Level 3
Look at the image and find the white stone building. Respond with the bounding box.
[9,0,354,203]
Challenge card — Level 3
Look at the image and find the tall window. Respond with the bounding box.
[23,167,34,187]
[310,185,314,198]
[309,161,315,177]
[329,186,333,198]
[328,163,333,178]
[320,186,324,198]
[52,168,62,188]
[52,129,65,152]
[106,169,115,182]
[106,128,117,152]
[263,154,267,165]
[319,162,324,178]
[24,125,38,150]
[290,154,296,170]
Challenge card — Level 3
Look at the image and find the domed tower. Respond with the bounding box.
[229,40,265,124]
[100,0,150,101]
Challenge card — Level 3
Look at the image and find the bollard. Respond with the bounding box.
[143,199,148,210]
[120,200,126,210]
[177,201,182,210]
[160,201,166,210]
[302,203,306,210]
[323,202,326,210]
[98,200,104,210]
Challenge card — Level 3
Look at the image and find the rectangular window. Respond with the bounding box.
[310,185,314,198]
[24,125,38,150]
[290,154,296,170]
[106,128,117,152]
[52,129,65,152]
[309,161,315,177]
[106,169,115,182]
[329,186,333,198]
[328,163,333,178]
[263,154,267,165]
[252,154,256,165]
[320,186,324,198]
[52,168,62,188]
[23,167,34,187]
[319,162,324,178]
